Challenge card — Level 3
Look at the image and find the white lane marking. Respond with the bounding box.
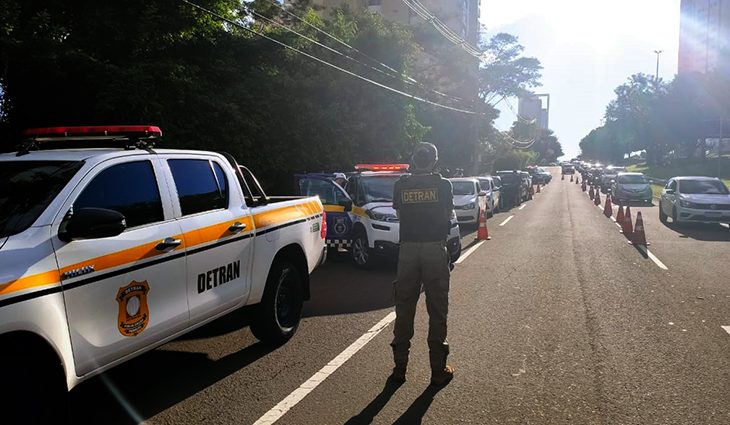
[610,216,617,222]
[253,312,397,425]
[722,326,730,336]
[499,215,514,226]
[519,204,526,210]
[455,240,486,264]
[615,222,622,228]
[636,245,668,270]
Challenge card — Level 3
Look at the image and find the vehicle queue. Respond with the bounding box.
[298,163,553,269]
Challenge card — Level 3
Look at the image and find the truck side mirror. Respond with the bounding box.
[59,208,127,242]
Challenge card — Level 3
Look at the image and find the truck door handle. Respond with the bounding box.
[229,222,247,233]
[156,237,182,251]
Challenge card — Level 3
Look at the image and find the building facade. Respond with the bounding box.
[678,0,730,74]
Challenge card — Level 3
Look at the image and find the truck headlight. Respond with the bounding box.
[366,209,398,222]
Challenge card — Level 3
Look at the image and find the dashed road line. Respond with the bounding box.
[499,215,514,226]
[519,204,526,210]
[455,240,486,264]
[636,245,668,270]
[253,312,397,425]
[722,326,730,336]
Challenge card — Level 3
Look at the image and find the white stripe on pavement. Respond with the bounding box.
[519,204,526,210]
[636,245,668,270]
[499,215,514,226]
[455,240,486,264]
[722,326,730,336]
[253,312,397,425]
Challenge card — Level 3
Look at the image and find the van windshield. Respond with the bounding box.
[0,161,84,238]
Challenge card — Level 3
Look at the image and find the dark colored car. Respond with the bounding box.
[526,166,552,185]
[495,170,527,207]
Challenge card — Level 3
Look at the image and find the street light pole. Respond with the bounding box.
[654,49,663,82]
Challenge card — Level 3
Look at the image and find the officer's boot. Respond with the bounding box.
[391,344,409,383]
[429,342,453,386]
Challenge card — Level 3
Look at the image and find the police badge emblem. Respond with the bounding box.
[116,280,150,337]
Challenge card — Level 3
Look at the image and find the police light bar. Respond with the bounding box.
[22,125,162,139]
[354,164,410,172]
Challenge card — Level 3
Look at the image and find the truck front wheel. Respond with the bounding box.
[250,260,304,346]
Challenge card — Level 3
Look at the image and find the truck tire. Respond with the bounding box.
[250,260,304,346]
[3,344,67,424]
[352,230,375,269]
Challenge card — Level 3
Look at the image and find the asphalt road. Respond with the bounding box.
[68,168,730,424]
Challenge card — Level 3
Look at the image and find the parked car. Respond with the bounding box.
[600,166,626,193]
[561,164,575,175]
[449,177,488,225]
[476,176,502,216]
[610,172,653,204]
[659,177,730,225]
[519,171,534,201]
[495,170,527,207]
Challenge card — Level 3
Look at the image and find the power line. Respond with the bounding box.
[401,0,488,62]
[180,0,479,115]
[255,2,467,104]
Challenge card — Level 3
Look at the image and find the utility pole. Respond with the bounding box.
[654,49,663,82]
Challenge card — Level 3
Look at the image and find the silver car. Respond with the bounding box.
[610,172,653,204]
[659,176,730,224]
[476,176,502,216]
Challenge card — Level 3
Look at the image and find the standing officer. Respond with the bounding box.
[391,142,454,386]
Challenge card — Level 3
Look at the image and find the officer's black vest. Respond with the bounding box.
[393,173,452,242]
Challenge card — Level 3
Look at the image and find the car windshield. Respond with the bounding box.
[452,181,475,195]
[679,180,730,195]
[359,175,401,203]
[0,160,84,238]
[617,175,648,184]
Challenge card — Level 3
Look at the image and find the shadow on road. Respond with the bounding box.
[393,384,447,424]
[303,260,397,318]
[68,340,274,424]
[662,222,730,241]
[344,377,403,425]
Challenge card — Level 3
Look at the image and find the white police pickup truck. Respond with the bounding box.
[0,126,326,421]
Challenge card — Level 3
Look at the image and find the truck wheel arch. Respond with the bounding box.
[270,244,310,301]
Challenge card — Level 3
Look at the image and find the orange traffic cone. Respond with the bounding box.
[589,185,595,199]
[621,205,633,236]
[630,211,649,246]
[570,175,574,182]
[603,195,613,217]
[476,208,491,241]
[575,176,579,184]
[529,184,535,196]
[562,174,565,180]
[594,189,601,206]
[536,183,541,193]
[581,181,587,192]
[616,201,625,224]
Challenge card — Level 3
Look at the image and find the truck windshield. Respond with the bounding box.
[452,181,475,195]
[359,175,401,203]
[0,160,83,238]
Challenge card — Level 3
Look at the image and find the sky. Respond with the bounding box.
[481,0,681,160]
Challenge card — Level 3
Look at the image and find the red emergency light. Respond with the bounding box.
[22,125,162,139]
[354,163,410,172]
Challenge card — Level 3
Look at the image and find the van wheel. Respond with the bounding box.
[352,230,375,269]
[250,260,303,346]
[3,345,67,423]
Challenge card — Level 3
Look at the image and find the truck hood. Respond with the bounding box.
[680,193,730,204]
[453,194,477,206]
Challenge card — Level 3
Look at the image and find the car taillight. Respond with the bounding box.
[320,212,327,240]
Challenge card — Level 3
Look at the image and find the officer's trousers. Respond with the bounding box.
[391,241,450,371]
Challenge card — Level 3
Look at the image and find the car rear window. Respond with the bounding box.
[617,175,648,184]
